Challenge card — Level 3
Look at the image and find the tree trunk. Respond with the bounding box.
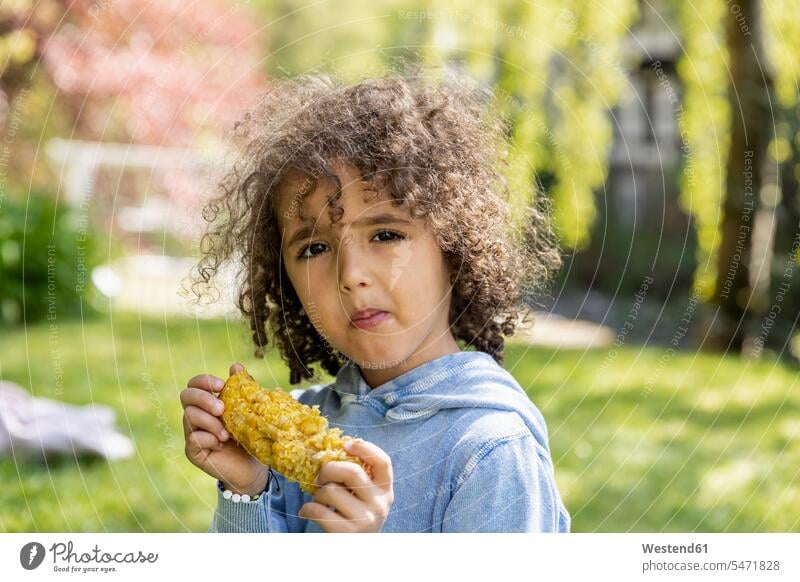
[706,0,774,352]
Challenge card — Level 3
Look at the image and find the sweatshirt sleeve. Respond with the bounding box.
[441,433,570,533]
[207,472,290,533]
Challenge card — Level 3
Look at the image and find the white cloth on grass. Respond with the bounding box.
[0,380,134,461]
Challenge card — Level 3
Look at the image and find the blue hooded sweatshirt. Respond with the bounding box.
[208,350,571,533]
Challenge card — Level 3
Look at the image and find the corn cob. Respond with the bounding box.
[217,369,369,494]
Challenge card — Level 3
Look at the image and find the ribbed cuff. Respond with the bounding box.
[208,477,271,533]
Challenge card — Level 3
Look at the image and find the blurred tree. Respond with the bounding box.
[1,0,273,327]
[678,0,800,355]
[0,1,68,200]
[419,0,639,249]
[1,0,270,203]
[0,191,100,325]
[42,0,268,148]
[253,0,414,80]
[0,0,60,137]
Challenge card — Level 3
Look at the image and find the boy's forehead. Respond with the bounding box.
[277,166,401,227]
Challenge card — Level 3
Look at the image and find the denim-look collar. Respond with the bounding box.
[329,350,550,447]
[333,350,496,398]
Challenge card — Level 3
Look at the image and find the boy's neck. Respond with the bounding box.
[358,336,461,389]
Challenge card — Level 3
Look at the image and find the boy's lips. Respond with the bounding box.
[349,307,385,321]
[349,310,390,329]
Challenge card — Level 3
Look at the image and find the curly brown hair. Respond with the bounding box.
[186,66,563,385]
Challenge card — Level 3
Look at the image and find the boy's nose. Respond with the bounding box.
[337,241,372,292]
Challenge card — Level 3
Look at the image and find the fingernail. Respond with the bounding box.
[215,401,224,414]
[220,430,229,440]
[213,378,224,390]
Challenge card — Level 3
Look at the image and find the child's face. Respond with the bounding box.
[276,160,460,387]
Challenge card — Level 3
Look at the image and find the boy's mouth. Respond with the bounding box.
[349,310,390,329]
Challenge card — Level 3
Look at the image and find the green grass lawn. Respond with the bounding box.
[1,310,798,532]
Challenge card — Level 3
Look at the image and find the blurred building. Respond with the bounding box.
[607,2,683,232]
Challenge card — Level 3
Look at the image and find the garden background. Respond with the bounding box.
[1,0,799,532]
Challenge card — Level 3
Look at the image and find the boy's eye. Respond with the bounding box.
[297,242,327,259]
[296,230,406,260]
[373,230,405,243]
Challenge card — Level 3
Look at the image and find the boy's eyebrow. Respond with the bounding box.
[286,212,412,248]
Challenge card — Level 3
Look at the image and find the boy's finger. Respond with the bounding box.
[186,430,222,456]
[345,439,393,491]
[229,362,245,376]
[298,502,350,533]
[317,460,372,501]
[186,374,225,392]
[312,483,361,520]
[185,405,229,441]
[181,387,225,416]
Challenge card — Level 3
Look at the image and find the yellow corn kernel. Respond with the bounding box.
[217,370,369,494]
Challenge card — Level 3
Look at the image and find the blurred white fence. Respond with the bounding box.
[45,138,238,317]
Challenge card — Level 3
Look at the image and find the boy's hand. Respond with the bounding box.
[298,439,394,533]
[181,362,270,496]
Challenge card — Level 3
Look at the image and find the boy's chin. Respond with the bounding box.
[350,349,407,372]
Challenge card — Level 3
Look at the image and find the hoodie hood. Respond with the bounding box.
[332,350,554,454]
